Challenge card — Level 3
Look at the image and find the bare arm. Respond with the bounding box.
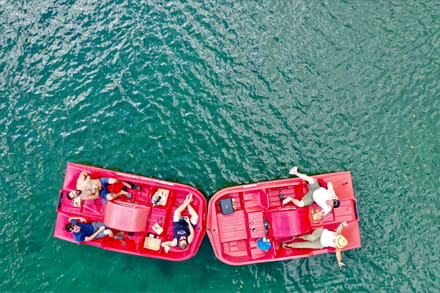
[161,239,177,253]
[76,171,90,188]
[186,218,195,244]
[314,211,325,220]
[335,222,348,267]
[173,206,186,222]
[336,248,345,267]
[172,194,193,222]
[327,182,338,199]
[336,221,348,235]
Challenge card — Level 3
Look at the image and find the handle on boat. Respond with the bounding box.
[354,200,360,220]
[57,190,63,209]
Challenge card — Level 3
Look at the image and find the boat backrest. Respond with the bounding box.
[265,208,312,239]
[242,190,267,212]
[104,201,151,232]
[333,199,359,222]
[310,199,358,228]
[217,210,248,242]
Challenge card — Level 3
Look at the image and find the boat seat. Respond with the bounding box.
[243,191,264,212]
[333,199,358,222]
[265,208,311,238]
[247,211,266,239]
[104,201,151,232]
[217,210,247,242]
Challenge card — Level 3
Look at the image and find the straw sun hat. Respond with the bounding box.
[335,235,348,249]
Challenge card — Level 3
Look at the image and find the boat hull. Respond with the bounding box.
[207,172,361,265]
[54,163,206,261]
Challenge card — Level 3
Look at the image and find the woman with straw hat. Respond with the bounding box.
[281,221,349,267]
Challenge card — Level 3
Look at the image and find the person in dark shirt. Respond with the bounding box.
[162,193,198,252]
[65,216,114,242]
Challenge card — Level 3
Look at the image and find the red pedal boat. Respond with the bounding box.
[54,163,206,261]
[206,171,361,265]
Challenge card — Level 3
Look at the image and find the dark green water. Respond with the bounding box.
[1,1,439,292]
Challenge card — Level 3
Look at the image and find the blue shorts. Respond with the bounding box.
[99,177,111,199]
[91,222,108,239]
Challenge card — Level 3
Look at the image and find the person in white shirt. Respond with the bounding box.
[281,221,349,267]
[282,167,340,219]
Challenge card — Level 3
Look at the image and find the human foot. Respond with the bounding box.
[282,196,293,206]
[280,243,289,249]
[289,166,298,175]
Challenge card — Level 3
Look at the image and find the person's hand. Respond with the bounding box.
[185,193,193,203]
[162,243,170,253]
[183,216,190,223]
[313,211,323,220]
[338,262,345,267]
[342,221,348,227]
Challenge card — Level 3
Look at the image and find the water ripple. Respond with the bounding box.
[0,0,439,292]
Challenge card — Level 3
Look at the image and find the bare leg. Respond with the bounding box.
[302,228,324,241]
[282,196,304,207]
[108,178,132,189]
[289,167,316,184]
[291,239,324,249]
[107,190,129,200]
[120,180,132,189]
[281,242,294,249]
[281,229,324,249]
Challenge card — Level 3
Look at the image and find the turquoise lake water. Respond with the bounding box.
[1,1,439,292]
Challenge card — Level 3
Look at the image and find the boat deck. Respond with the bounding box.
[207,172,361,265]
[54,163,206,261]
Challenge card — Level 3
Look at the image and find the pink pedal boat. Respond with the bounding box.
[55,164,361,265]
[206,171,361,265]
[54,163,206,261]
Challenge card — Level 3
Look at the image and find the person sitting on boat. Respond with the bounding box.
[161,193,198,253]
[282,167,340,219]
[281,221,349,267]
[67,171,133,203]
[65,216,115,242]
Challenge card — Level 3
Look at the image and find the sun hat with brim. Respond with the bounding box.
[335,235,348,249]
[256,237,272,251]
